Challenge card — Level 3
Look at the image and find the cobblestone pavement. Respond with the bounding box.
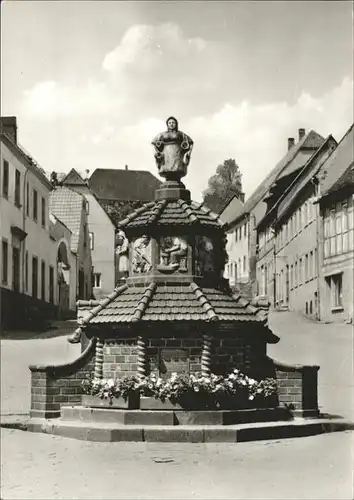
[1,428,353,500]
[268,312,354,420]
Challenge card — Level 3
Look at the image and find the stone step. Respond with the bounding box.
[61,406,293,426]
[26,417,354,443]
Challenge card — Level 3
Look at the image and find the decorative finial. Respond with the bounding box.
[152,117,194,182]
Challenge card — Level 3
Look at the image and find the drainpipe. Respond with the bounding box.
[315,198,321,321]
[22,168,29,294]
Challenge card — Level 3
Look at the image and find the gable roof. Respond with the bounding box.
[318,124,354,199]
[258,135,336,227]
[89,168,162,202]
[49,186,85,253]
[227,130,325,224]
[219,195,245,226]
[62,168,87,186]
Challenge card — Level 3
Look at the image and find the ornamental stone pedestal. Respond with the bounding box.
[28,117,322,439]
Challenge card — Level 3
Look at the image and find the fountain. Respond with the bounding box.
[28,117,322,442]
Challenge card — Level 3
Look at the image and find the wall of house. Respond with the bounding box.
[273,184,319,317]
[49,217,77,313]
[76,203,92,302]
[319,194,354,323]
[0,140,58,327]
[74,187,115,299]
[224,217,250,293]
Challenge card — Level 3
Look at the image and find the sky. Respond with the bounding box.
[1,1,353,201]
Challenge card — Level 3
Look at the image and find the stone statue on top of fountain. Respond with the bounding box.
[152,117,194,181]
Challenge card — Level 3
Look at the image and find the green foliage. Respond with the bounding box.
[100,200,145,228]
[203,158,243,213]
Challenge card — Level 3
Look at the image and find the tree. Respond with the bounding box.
[50,171,59,187]
[203,159,243,213]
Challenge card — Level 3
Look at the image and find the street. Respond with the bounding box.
[1,311,353,499]
[1,428,353,500]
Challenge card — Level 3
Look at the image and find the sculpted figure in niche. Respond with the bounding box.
[158,236,188,272]
[132,235,152,274]
[152,117,194,181]
[196,236,214,276]
[115,230,129,281]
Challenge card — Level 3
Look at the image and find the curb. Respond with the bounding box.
[3,417,353,443]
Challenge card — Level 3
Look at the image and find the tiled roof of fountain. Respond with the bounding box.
[117,199,225,230]
[77,283,275,336]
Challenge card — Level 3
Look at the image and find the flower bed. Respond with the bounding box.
[82,370,277,410]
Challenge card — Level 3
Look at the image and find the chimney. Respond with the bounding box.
[238,192,245,203]
[288,137,295,150]
[298,128,306,141]
[0,116,17,144]
[125,165,128,171]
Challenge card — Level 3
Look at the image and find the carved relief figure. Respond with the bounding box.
[132,235,152,274]
[158,236,188,272]
[115,230,129,280]
[195,236,214,275]
[152,117,194,181]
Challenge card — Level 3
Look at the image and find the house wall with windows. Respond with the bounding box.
[223,216,251,295]
[0,129,58,328]
[273,184,320,317]
[61,170,115,300]
[319,194,354,323]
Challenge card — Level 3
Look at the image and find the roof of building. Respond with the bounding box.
[319,124,354,199]
[219,195,245,226]
[260,135,336,226]
[49,186,85,252]
[89,168,162,202]
[76,283,277,340]
[62,168,87,186]
[118,198,225,231]
[0,131,52,190]
[226,130,325,225]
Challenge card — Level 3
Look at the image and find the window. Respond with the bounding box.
[305,254,309,281]
[15,169,21,206]
[25,251,29,292]
[2,160,9,198]
[243,256,247,273]
[290,264,294,290]
[41,260,45,301]
[309,251,313,280]
[244,223,247,237]
[2,240,8,285]
[328,274,343,309]
[83,223,87,247]
[49,266,54,303]
[295,261,298,287]
[313,249,317,277]
[41,197,46,228]
[26,182,29,216]
[299,258,303,285]
[12,247,20,293]
[89,232,94,250]
[93,272,101,288]
[33,189,38,221]
[235,228,238,242]
[32,256,38,298]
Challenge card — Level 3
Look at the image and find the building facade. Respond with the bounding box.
[50,186,92,310]
[62,169,115,300]
[256,135,337,317]
[221,129,326,301]
[317,125,354,323]
[0,118,58,328]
